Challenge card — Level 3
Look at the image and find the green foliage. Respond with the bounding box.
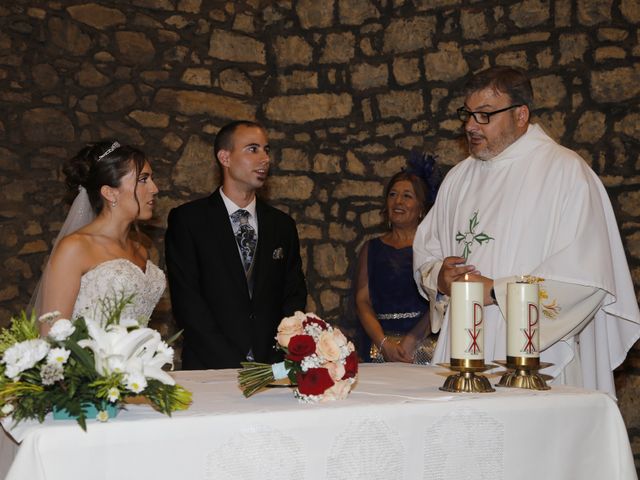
[0,296,192,431]
[0,311,39,354]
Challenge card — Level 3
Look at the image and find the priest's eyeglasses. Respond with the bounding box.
[457,104,524,124]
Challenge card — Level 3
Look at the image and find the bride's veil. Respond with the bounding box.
[28,186,95,316]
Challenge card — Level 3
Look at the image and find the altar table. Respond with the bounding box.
[0,364,636,480]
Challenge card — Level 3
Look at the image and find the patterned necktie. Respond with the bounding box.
[230,209,257,272]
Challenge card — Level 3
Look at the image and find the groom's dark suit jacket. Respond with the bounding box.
[165,188,307,369]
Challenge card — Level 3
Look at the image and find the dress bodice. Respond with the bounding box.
[368,237,428,331]
[72,259,166,324]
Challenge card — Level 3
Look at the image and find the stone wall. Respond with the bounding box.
[0,0,639,467]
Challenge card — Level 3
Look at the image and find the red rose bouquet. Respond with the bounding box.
[238,312,358,402]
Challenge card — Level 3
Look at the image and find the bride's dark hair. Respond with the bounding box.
[64,140,147,215]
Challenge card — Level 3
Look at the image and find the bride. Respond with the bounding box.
[33,140,165,333]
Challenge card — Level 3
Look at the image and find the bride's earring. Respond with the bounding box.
[111,200,117,208]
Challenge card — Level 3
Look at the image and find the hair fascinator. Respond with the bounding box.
[98,141,121,161]
[405,150,442,203]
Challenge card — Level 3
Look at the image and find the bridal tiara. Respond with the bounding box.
[97,141,121,161]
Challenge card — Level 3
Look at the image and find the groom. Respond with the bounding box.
[165,120,307,369]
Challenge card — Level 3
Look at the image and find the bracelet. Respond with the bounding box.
[378,336,389,351]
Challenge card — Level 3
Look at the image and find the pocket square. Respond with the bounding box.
[272,247,284,260]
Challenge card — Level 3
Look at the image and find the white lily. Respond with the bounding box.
[78,318,175,386]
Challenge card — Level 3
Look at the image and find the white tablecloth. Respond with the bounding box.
[0,364,636,480]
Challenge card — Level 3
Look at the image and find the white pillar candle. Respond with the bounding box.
[507,282,540,359]
[450,280,484,364]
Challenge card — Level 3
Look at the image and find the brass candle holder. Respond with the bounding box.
[495,357,552,390]
[438,359,496,393]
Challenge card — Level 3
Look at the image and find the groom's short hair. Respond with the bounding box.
[214,120,265,162]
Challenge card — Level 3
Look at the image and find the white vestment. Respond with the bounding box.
[414,123,640,396]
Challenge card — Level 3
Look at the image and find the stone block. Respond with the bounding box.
[351,62,388,90]
[67,3,126,29]
[320,289,341,312]
[129,110,170,128]
[620,0,640,22]
[346,151,366,175]
[574,110,606,144]
[297,223,322,240]
[338,0,379,25]
[594,47,626,62]
[208,29,266,64]
[279,148,310,171]
[100,84,137,113]
[19,240,48,255]
[615,113,640,139]
[329,223,357,242]
[313,243,348,277]
[537,112,566,142]
[509,0,550,27]
[360,209,382,228]
[296,0,334,28]
[559,33,589,65]
[377,90,423,120]
[460,9,487,39]
[76,62,110,88]
[265,93,352,123]
[497,50,529,69]
[590,66,640,103]
[577,0,613,25]
[373,156,405,178]
[154,88,257,119]
[172,135,218,194]
[181,68,211,87]
[49,17,91,56]
[320,32,355,64]
[531,75,566,108]
[219,68,253,95]
[178,0,202,14]
[619,190,640,217]
[333,180,383,198]
[115,31,155,65]
[424,42,469,81]
[312,153,341,174]
[627,231,640,260]
[435,137,467,166]
[383,16,436,54]
[305,204,324,221]
[393,57,421,86]
[274,35,313,67]
[21,108,74,143]
[278,70,318,93]
[266,175,314,200]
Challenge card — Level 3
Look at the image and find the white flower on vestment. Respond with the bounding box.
[46,348,70,366]
[96,410,109,422]
[107,387,120,403]
[2,339,50,380]
[1,404,14,415]
[48,319,75,342]
[77,318,175,386]
[125,371,147,393]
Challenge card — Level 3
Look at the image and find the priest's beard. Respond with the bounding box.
[467,124,521,161]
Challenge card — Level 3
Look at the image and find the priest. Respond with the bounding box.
[413,66,640,396]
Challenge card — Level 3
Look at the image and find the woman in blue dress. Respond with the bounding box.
[355,156,439,363]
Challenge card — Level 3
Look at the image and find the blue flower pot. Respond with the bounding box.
[53,402,119,420]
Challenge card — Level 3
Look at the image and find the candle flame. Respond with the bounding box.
[464,273,469,281]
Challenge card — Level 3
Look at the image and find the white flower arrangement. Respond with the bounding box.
[0,295,191,430]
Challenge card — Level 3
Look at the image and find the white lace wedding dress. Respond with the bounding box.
[71,259,166,324]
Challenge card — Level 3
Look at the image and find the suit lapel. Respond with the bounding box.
[208,189,250,297]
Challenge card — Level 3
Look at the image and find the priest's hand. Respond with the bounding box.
[437,256,479,296]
